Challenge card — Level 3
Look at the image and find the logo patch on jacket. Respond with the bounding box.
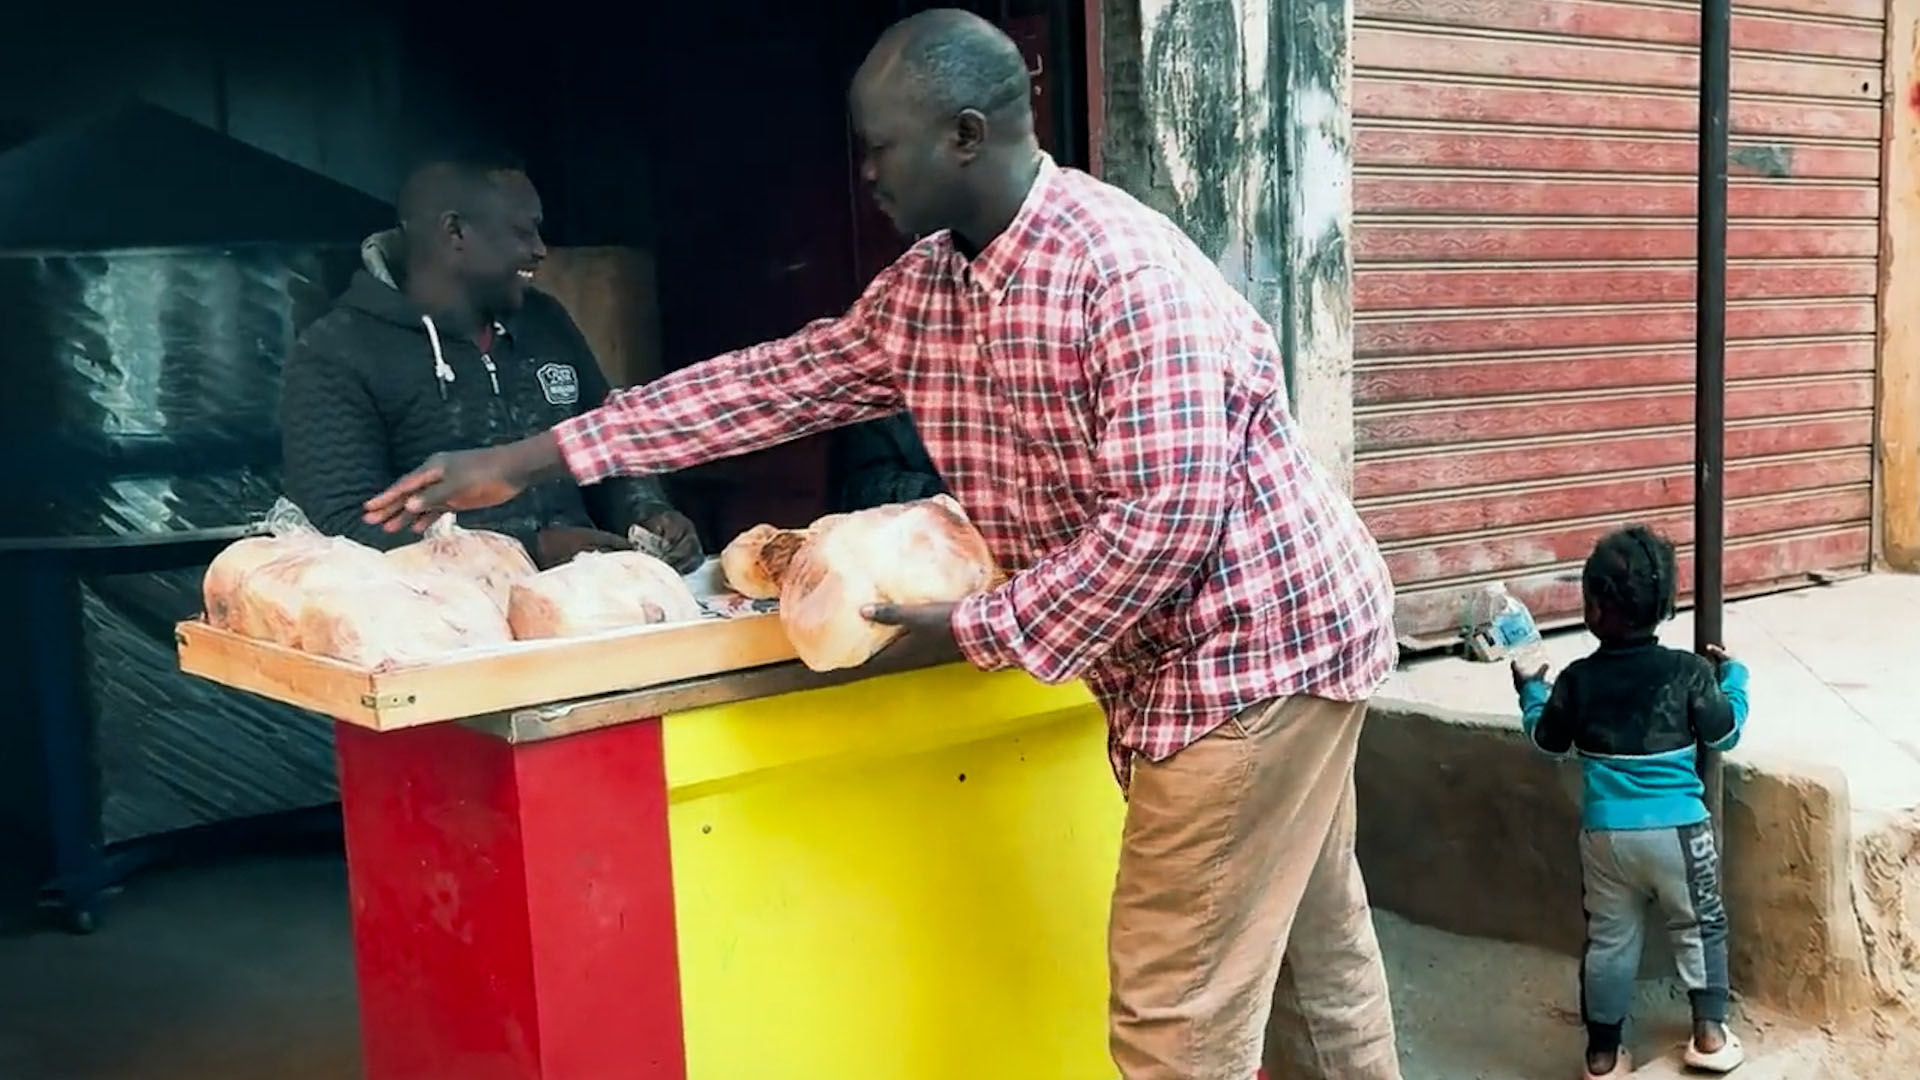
[536,362,580,406]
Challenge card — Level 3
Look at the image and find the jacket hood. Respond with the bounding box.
[339,227,493,397]
[339,228,431,331]
[344,228,523,335]
[361,228,404,288]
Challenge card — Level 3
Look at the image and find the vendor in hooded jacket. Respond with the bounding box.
[278,156,704,572]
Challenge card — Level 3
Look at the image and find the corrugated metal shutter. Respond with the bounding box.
[1351,0,1884,644]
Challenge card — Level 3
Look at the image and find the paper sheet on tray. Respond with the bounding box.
[685,557,779,620]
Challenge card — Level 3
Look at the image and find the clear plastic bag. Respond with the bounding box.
[264,496,322,539]
[1463,582,1549,671]
[202,498,337,632]
[299,568,512,670]
[203,497,513,669]
[507,549,703,641]
[385,513,537,614]
[208,499,391,645]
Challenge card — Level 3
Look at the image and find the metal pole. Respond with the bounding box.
[1695,0,1731,831]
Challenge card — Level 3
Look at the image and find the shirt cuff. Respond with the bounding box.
[951,589,1018,672]
[552,411,619,485]
[1516,677,1551,714]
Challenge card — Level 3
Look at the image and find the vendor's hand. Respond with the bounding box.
[864,601,959,664]
[364,434,564,535]
[641,510,705,574]
[1510,660,1549,692]
[535,526,632,570]
[865,601,956,636]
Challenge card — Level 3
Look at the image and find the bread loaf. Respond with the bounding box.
[385,524,536,613]
[720,524,809,600]
[220,539,395,648]
[507,550,704,640]
[778,495,997,671]
[297,570,513,669]
[203,529,515,668]
[203,535,320,632]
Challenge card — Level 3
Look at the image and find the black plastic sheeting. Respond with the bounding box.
[0,103,387,541]
[0,246,361,539]
[0,106,386,858]
[82,563,338,845]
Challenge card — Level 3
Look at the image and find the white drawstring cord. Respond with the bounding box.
[422,315,456,394]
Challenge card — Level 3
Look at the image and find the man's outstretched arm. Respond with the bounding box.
[364,263,916,532]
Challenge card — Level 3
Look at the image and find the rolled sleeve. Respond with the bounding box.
[951,590,1020,672]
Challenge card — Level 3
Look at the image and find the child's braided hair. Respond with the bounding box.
[1581,524,1678,633]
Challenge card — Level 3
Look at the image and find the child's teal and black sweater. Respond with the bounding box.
[1516,637,1750,831]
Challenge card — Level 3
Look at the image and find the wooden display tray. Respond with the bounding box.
[175,611,799,731]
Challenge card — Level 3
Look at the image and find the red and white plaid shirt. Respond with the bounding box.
[555,156,1397,789]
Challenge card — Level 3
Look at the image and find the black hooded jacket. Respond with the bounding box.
[280,231,676,554]
[829,413,948,512]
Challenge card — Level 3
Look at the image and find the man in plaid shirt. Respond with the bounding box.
[366,10,1402,1078]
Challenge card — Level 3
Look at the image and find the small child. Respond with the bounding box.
[1510,525,1751,1079]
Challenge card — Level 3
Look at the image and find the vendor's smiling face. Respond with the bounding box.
[453,171,548,315]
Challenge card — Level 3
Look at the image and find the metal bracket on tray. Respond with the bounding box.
[360,691,418,711]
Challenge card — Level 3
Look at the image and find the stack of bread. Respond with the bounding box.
[201,513,704,669]
[203,493,1001,675]
[202,528,518,670]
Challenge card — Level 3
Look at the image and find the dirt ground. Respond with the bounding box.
[0,846,1879,1080]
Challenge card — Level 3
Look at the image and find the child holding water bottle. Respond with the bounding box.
[1510,525,1752,1079]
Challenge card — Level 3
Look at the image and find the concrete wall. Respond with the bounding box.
[1355,702,1874,1025]
[1097,0,1358,489]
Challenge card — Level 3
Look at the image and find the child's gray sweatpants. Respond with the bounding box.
[1580,820,1730,1033]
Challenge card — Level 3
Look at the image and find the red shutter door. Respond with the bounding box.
[1352,0,1885,644]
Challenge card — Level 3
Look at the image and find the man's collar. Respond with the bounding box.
[946,153,1059,302]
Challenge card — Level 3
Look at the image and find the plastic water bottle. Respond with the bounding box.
[1474,583,1550,673]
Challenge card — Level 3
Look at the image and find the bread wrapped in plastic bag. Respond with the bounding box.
[203,534,327,632]
[227,542,397,648]
[201,498,513,668]
[778,495,997,672]
[385,515,536,613]
[298,569,513,669]
[508,550,705,640]
[204,499,385,645]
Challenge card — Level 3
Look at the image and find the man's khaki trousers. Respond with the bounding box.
[1108,695,1401,1080]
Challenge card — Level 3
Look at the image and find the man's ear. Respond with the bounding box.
[438,210,465,247]
[953,109,988,162]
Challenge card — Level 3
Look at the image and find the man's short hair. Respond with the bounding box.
[880,9,1033,122]
[402,144,525,184]
[395,147,526,231]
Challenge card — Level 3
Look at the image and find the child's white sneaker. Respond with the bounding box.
[1582,1048,1631,1079]
[1683,1028,1746,1073]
